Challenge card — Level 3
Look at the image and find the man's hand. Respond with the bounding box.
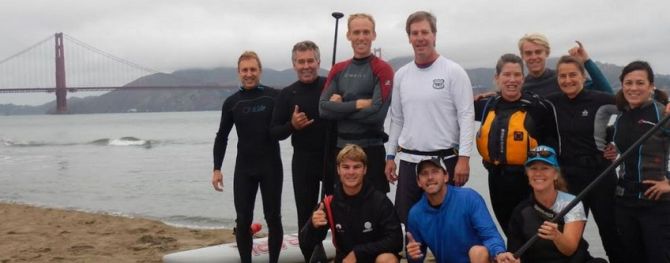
[453,156,470,186]
[212,170,223,191]
[311,202,328,228]
[329,94,342,102]
[405,232,423,260]
[603,143,618,161]
[568,40,590,63]
[355,99,372,110]
[290,105,314,130]
[385,160,398,184]
[342,251,356,263]
[643,178,670,200]
[495,252,520,263]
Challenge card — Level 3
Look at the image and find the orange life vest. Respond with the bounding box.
[476,98,539,166]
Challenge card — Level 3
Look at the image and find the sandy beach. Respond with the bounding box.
[0,202,234,263]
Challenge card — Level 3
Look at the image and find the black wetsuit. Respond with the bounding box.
[299,182,403,263]
[547,89,624,262]
[474,91,559,236]
[612,100,670,263]
[213,85,283,263]
[270,76,333,262]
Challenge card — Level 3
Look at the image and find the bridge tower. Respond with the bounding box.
[55,32,67,113]
[373,48,382,58]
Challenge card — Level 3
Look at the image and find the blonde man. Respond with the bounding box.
[518,33,611,96]
[300,144,403,263]
[319,13,394,194]
[212,51,283,263]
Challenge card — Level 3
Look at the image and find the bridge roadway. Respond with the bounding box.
[0,85,233,94]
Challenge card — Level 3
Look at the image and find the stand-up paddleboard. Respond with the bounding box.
[163,232,335,263]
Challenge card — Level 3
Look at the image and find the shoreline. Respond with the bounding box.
[0,202,234,262]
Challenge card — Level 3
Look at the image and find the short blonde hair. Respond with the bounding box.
[518,33,551,55]
[348,13,376,33]
[237,51,262,70]
[336,144,367,165]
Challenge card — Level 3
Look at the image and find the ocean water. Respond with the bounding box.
[0,111,605,257]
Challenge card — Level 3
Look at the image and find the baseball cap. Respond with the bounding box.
[525,145,559,167]
[416,158,447,174]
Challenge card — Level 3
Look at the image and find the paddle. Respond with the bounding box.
[308,12,344,263]
[513,113,670,258]
[309,242,328,263]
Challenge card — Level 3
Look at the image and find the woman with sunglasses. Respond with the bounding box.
[606,61,670,262]
[545,47,624,262]
[475,53,559,237]
[503,145,603,263]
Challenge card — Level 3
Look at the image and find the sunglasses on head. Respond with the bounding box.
[528,150,554,158]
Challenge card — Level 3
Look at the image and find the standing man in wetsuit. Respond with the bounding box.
[212,51,283,263]
[319,13,394,194]
[518,33,612,97]
[385,11,475,225]
[270,40,331,262]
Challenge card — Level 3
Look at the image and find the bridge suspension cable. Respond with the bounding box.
[0,33,166,91]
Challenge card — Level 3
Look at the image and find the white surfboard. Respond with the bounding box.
[163,232,335,263]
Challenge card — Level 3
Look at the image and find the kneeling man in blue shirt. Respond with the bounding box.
[406,158,516,263]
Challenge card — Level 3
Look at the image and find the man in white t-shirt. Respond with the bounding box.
[384,10,475,224]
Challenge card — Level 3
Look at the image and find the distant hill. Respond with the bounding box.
[2,57,669,115]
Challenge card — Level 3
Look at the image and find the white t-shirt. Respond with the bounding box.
[552,191,587,223]
[386,55,475,163]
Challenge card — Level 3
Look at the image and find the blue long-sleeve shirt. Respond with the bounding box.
[407,185,506,263]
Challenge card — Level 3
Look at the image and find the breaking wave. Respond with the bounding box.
[2,137,155,148]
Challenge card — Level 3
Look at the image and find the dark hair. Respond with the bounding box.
[495,53,524,76]
[619,60,654,84]
[405,11,437,35]
[615,61,667,110]
[556,55,585,75]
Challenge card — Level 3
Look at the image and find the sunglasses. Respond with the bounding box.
[528,150,554,158]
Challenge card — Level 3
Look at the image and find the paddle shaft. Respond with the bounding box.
[513,113,670,258]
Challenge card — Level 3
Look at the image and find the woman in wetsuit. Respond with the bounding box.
[546,52,624,262]
[474,53,559,236]
[608,61,670,263]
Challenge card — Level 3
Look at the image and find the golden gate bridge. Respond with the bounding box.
[0,33,224,113]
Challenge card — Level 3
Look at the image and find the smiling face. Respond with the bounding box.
[238,58,261,89]
[557,62,586,99]
[416,163,448,196]
[525,161,558,192]
[495,62,524,101]
[622,69,654,108]
[292,49,320,84]
[408,20,437,63]
[520,41,549,77]
[337,158,366,195]
[347,17,376,58]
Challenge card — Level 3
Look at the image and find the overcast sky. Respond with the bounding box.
[1,0,669,105]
